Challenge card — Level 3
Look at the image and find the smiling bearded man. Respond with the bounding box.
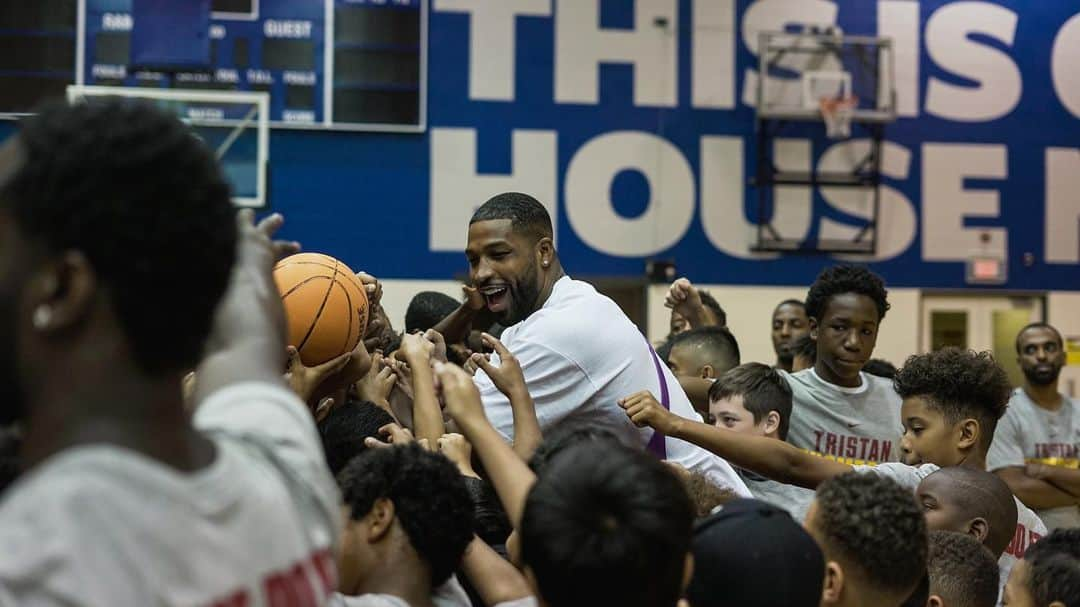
[430,192,749,496]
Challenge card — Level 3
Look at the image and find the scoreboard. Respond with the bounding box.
[0,0,427,131]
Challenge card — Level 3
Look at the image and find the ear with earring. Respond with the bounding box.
[33,305,52,330]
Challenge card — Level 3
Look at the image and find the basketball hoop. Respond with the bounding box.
[820,95,859,139]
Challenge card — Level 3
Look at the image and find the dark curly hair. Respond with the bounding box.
[318,399,396,476]
[893,349,1011,450]
[813,472,927,597]
[338,444,474,588]
[804,265,889,323]
[528,410,634,476]
[1023,528,1080,607]
[1,98,236,374]
[927,531,999,607]
[521,441,695,607]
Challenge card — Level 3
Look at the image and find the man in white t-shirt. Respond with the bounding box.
[0,100,340,605]
[435,192,748,496]
[988,323,1080,530]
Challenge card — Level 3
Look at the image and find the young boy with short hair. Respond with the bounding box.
[927,531,1000,607]
[805,472,928,607]
[1002,528,1080,607]
[782,265,901,464]
[707,363,814,520]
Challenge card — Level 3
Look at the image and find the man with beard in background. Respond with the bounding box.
[988,323,1080,530]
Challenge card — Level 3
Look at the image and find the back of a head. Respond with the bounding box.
[2,98,236,374]
[928,531,1000,607]
[1022,528,1080,607]
[707,363,793,439]
[893,348,1012,452]
[812,472,928,604]
[804,265,890,322]
[670,326,741,374]
[338,444,474,588]
[688,499,824,607]
[528,410,634,476]
[318,399,397,477]
[469,192,553,244]
[922,466,1018,558]
[862,358,898,380]
[405,291,460,334]
[521,441,695,607]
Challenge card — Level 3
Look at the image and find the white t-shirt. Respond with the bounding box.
[330,592,537,607]
[854,462,1048,607]
[783,369,902,465]
[0,382,341,606]
[474,276,750,497]
[987,388,1080,530]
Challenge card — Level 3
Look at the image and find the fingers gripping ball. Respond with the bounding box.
[274,253,369,366]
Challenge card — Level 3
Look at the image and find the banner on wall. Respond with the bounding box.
[404,0,1080,291]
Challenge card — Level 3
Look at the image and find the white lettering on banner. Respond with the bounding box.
[700,137,812,260]
[565,132,694,256]
[925,2,1021,122]
[284,71,317,85]
[216,69,240,83]
[818,140,916,262]
[692,0,735,110]
[877,0,920,118]
[1045,148,1080,264]
[92,64,126,78]
[1052,13,1080,119]
[433,0,552,102]
[102,13,133,31]
[922,143,1008,261]
[555,0,677,107]
[740,0,838,108]
[430,128,558,252]
[263,20,313,39]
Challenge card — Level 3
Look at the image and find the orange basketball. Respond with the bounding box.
[273,252,369,366]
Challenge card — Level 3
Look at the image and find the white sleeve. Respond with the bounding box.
[194,382,341,549]
[987,411,1026,471]
[494,599,540,607]
[853,463,935,491]
[476,342,598,438]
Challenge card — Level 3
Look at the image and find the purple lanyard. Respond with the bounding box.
[645,339,670,459]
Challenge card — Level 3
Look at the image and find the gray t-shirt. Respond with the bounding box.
[739,470,814,523]
[987,388,1080,530]
[782,369,902,465]
[854,463,1049,607]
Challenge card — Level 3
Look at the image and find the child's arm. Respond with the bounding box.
[459,537,535,607]
[437,362,536,528]
[620,390,850,489]
[398,333,445,446]
[472,333,543,461]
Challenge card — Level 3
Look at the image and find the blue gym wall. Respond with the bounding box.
[4,0,1080,291]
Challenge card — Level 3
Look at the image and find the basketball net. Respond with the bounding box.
[819,95,858,139]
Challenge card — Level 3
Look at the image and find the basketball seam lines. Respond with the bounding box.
[282,275,332,299]
[297,261,341,355]
[335,278,355,357]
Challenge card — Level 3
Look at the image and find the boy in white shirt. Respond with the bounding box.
[0,99,340,606]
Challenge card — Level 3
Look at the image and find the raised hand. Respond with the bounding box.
[462,284,485,311]
[364,422,428,450]
[399,332,435,366]
[354,352,397,412]
[437,433,480,478]
[471,333,527,400]
[619,390,681,436]
[434,361,488,427]
[284,346,352,406]
[423,329,449,364]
